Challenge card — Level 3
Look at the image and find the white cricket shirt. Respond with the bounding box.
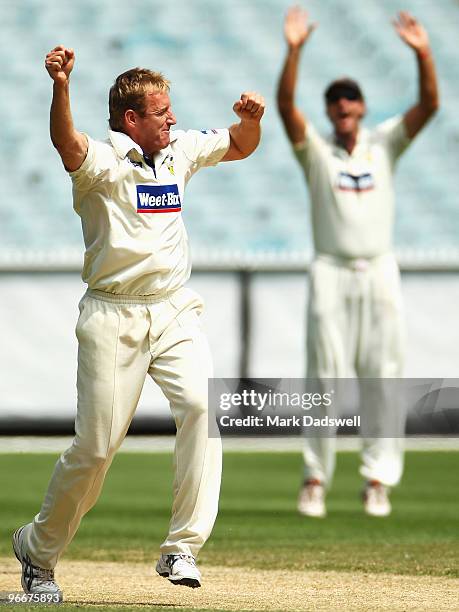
[294,116,410,258]
[70,128,230,295]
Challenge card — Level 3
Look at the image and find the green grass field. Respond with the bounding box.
[1,450,458,580]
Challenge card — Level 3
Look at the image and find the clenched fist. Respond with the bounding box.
[232,92,265,122]
[45,46,75,84]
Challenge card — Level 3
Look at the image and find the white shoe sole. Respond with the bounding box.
[12,527,29,594]
[298,507,327,518]
[364,506,392,517]
[157,569,201,588]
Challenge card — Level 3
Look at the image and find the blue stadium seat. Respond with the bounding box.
[0,0,458,260]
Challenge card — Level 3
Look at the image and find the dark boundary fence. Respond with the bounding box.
[1,260,459,436]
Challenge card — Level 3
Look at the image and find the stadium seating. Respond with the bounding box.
[1,0,458,262]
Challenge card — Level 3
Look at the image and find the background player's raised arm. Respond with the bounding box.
[222,91,265,161]
[393,12,439,139]
[45,45,88,172]
[277,6,316,145]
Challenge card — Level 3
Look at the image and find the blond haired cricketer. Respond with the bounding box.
[12,45,264,598]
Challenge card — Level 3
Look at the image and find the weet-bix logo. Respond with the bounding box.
[136,184,181,213]
[336,172,375,192]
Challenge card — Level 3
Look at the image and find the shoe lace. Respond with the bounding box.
[167,554,196,568]
[35,566,56,584]
[24,555,55,590]
[367,482,387,504]
[305,482,323,503]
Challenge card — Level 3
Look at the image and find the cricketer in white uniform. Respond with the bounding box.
[277,7,439,517]
[12,46,264,597]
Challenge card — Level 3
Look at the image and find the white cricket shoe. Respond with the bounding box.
[156,553,201,588]
[12,525,62,600]
[363,481,392,517]
[297,479,326,517]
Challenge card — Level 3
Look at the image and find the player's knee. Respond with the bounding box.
[61,440,114,471]
[181,390,208,418]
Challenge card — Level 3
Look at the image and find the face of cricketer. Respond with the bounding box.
[125,90,176,155]
[326,96,366,139]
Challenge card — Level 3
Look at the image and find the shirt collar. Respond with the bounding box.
[328,127,369,157]
[108,129,178,164]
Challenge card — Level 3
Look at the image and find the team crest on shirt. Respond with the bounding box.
[336,172,375,192]
[165,155,175,175]
[136,184,181,213]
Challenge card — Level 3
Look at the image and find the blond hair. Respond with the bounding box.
[109,68,170,132]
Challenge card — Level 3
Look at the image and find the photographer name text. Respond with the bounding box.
[219,415,360,428]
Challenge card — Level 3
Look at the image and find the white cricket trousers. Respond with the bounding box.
[25,286,221,569]
[304,252,405,488]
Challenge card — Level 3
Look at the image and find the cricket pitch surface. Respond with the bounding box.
[1,558,458,611]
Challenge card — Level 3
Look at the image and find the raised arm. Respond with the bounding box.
[393,12,439,140]
[277,6,317,145]
[221,92,265,161]
[45,46,88,172]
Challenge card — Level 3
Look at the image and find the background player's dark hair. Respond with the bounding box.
[324,77,364,104]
